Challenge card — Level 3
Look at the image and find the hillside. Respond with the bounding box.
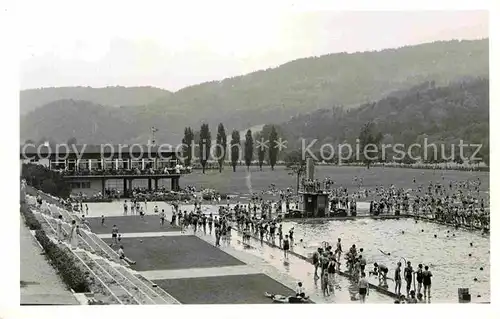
[278,77,489,163]
[20,39,489,145]
[20,86,172,115]
[148,39,488,131]
[20,100,137,144]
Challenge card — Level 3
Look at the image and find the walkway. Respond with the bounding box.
[20,219,78,305]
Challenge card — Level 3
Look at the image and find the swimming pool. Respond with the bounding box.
[280,218,490,302]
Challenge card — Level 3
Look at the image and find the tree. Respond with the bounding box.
[67,137,77,145]
[254,131,266,171]
[198,124,211,174]
[268,125,279,170]
[181,127,194,166]
[358,122,383,169]
[230,130,241,172]
[244,129,253,170]
[215,123,227,173]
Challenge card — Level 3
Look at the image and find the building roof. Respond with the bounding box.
[20,144,178,160]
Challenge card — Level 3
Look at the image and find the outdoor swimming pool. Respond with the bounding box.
[84,200,489,303]
[280,218,490,302]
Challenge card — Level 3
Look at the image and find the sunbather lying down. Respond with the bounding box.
[264,292,310,303]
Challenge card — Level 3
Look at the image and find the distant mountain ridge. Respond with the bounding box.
[20,86,172,115]
[20,39,489,145]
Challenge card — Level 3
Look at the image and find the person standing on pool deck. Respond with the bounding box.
[215,225,221,247]
[358,272,369,303]
[312,248,321,278]
[278,224,283,248]
[327,254,336,293]
[153,205,159,215]
[404,261,414,297]
[123,200,128,215]
[394,262,402,296]
[160,209,166,226]
[111,225,119,246]
[335,238,343,266]
[422,266,432,299]
[283,235,290,258]
[208,213,213,234]
[321,271,330,297]
[416,264,424,295]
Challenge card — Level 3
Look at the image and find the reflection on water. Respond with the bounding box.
[281,219,490,302]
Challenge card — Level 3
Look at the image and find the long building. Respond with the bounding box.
[20,144,183,196]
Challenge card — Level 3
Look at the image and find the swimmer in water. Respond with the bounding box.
[378,249,391,256]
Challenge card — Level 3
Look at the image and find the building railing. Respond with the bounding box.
[61,168,191,177]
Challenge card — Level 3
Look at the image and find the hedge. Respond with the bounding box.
[34,229,91,293]
[20,204,42,230]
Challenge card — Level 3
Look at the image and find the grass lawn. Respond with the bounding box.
[154,273,295,304]
[103,235,245,271]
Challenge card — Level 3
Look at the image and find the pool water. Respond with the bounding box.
[280,218,490,302]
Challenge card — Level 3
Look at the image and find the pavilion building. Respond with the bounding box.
[21,144,183,197]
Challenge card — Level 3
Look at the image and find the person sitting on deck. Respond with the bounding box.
[117,245,136,265]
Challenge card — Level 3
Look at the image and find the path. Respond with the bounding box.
[20,219,78,305]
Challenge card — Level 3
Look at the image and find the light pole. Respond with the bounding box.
[151,127,158,146]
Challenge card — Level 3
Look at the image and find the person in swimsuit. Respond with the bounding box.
[416,264,424,295]
[123,201,128,215]
[160,209,166,226]
[358,272,369,303]
[373,263,389,287]
[335,238,342,265]
[295,282,305,298]
[117,245,136,265]
[422,266,432,299]
[111,225,119,246]
[394,262,402,296]
[283,235,290,258]
[312,248,321,278]
[327,255,336,293]
[321,271,330,297]
[404,261,414,297]
[101,215,105,226]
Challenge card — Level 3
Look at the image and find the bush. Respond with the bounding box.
[20,204,42,230]
[22,163,71,199]
[34,229,91,293]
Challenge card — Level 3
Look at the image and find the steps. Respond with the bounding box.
[74,251,140,305]
[26,195,179,304]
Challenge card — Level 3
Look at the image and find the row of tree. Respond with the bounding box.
[181,124,280,173]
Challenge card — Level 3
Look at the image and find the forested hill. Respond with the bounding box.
[20,86,172,115]
[146,39,488,131]
[278,77,489,163]
[20,39,488,145]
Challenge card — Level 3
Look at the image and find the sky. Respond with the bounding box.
[19,1,488,91]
